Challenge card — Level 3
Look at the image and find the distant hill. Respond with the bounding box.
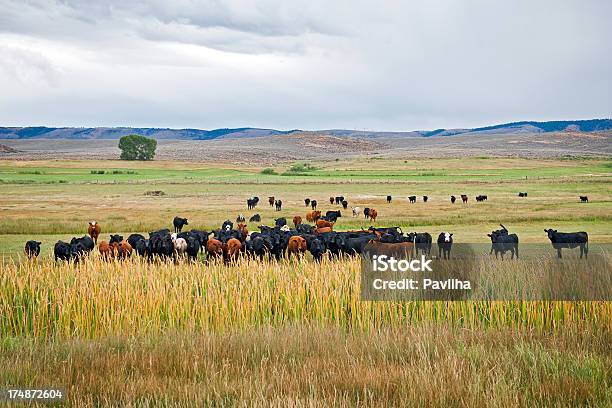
[0,119,610,140]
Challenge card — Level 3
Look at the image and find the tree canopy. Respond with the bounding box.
[118,134,157,161]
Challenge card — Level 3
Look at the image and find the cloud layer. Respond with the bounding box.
[0,0,610,130]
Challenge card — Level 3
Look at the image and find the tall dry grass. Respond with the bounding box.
[1,255,610,338]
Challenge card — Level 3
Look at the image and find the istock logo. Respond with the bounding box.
[372,254,433,272]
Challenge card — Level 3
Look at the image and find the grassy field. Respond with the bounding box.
[0,156,611,406]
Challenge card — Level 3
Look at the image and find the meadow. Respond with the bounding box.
[0,156,611,406]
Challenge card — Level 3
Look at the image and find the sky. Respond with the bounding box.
[0,0,610,131]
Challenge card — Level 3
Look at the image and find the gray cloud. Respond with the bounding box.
[0,0,610,130]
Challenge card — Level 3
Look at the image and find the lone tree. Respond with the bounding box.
[118,134,157,161]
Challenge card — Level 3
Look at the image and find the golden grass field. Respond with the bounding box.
[0,157,611,406]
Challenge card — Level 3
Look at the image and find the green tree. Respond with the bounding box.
[118,134,157,161]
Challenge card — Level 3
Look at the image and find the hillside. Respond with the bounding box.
[0,119,610,140]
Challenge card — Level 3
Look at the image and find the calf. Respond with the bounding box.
[24,240,41,259]
[450,195,456,204]
[387,195,392,203]
[98,240,113,260]
[306,211,321,223]
[206,238,224,261]
[88,221,101,244]
[171,233,188,258]
[580,196,588,203]
[408,196,416,203]
[112,240,132,260]
[173,216,188,233]
[368,208,378,222]
[275,199,283,211]
[293,216,302,228]
[224,238,242,263]
[544,229,588,259]
[461,194,468,203]
[437,232,453,259]
[249,214,261,223]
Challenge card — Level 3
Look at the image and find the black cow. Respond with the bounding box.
[221,220,234,232]
[423,196,428,203]
[275,199,283,211]
[236,214,246,223]
[476,195,488,202]
[461,194,468,203]
[544,229,588,258]
[24,240,41,259]
[364,207,370,219]
[127,233,146,250]
[580,196,588,203]
[311,200,318,210]
[148,229,174,260]
[336,233,377,255]
[109,234,123,244]
[437,232,453,259]
[325,210,342,222]
[134,239,149,257]
[275,217,287,228]
[303,235,326,262]
[70,236,94,260]
[386,195,392,203]
[408,196,416,203]
[173,216,188,233]
[54,240,72,262]
[296,224,315,234]
[335,196,345,205]
[450,195,456,204]
[247,198,258,210]
[518,192,528,197]
[249,214,261,223]
[408,232,432,256]
[488,227,519,259]
[341,200,348,209]
[304,198,311,207]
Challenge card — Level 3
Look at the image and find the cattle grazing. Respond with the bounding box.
[580,196,588,203]
[450,195,456,204]
[310,200,318,210]
[249,214,261,223]
[171,233,188,258]
[237,223,249,242]
[352,207,360,217]
[269,196,275,207]
[134,239,150,258]
[148,229,174,260]
[109,234,123,244]
[387,195,392,203]
[221,220,234,232]
[293,216,302,228]
[341,200,348,210]
[224,238,242,263]
[335,196,345,205]
[24,240,41,259]
[368,208,378,222]
[409,232,432,256]
[461,194,468,203]
[98,241,113,260]
[304,198,311,207]
[476,195,488,202]
[112,240,132,260]
[518,192,528,197]
[70,236,95,261]
[275,217,287,228]
[315,227,333,234]
[54,240,72,262]
[544,229,588,259]
[173,216,189,233]
[236,214,246,223]
[206,238,224,260]
[127,234,146,250]
[325,210,342,222]
[364,207,370,219]
[488,226,519,259]
[365,240,414,258]
[287,236,307,259]
[423,196,428,203]
[247,197,258,210]
[88,221,101,244]
[316,219,334,229]
[307,237,326,262]
[408,196,416,203]
[306,211,321,223]
[437,232,453,259]
[275,199,283,211]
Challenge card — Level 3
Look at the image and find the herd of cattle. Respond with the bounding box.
[21,191,590,263]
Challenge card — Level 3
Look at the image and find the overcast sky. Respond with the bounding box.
[0,0,610,131]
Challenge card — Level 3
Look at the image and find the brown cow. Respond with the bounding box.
[315,227,333,234]
[306,211,322,223]
[293,216,302,228]
[237,223,248,242]
[224,238,242,263]
[268,196,275,207]
[368,208,378,222]
[206,238,223,260]
[329,196,335,204]
[366,240,414,258]
[461,194,468,203]
[287,236,307,259]
[88,221,101,244]
[98,240,112,260]
[113,240,132,260]
[316,219,334,229]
